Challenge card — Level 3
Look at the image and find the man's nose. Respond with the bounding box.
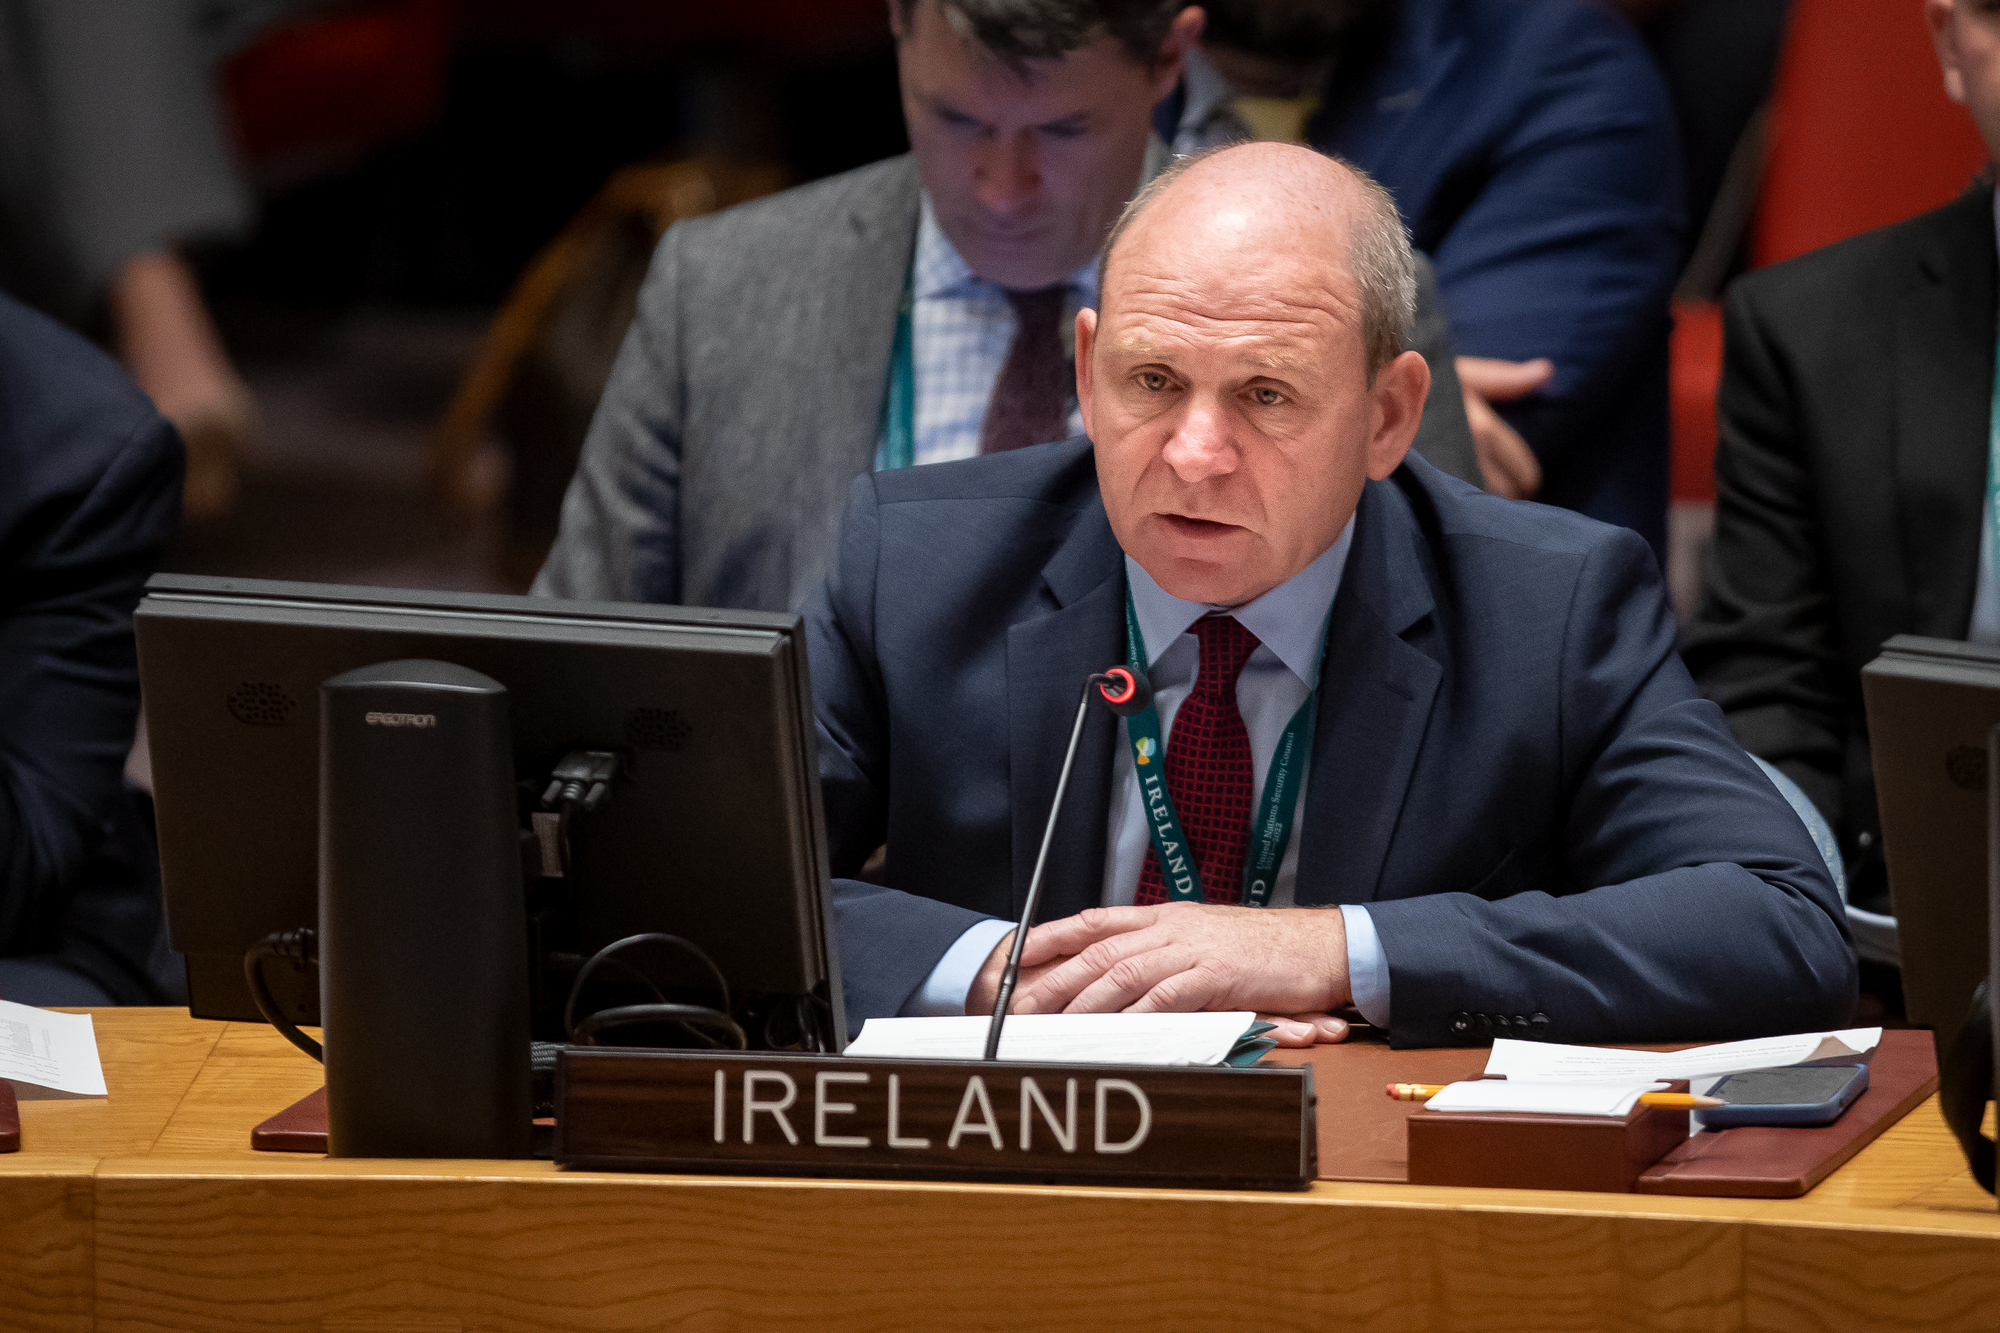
[975,133,1039,217]
[1159,398,1238,483]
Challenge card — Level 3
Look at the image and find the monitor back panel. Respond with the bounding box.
[136,577,836,1028]
[1862,636,2000,1042]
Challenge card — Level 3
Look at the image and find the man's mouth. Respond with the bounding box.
[1159,513,1241,538]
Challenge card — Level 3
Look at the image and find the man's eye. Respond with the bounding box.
[1136,372,1170,391]
[1038,123,1088,141]
[1250,387,1284,406]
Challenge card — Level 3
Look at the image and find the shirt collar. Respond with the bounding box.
[914,191,1100,302]
[1123,515,1356,687]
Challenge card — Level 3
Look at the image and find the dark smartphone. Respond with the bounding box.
[1695,1064,1870,1128]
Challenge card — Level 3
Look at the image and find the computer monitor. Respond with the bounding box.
[1861,634,1999,1049]
[135,574,844,1051]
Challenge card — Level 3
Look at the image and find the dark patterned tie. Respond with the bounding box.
[1136,615,1262,906]
[980,285,1073,454]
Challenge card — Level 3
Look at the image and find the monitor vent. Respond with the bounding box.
[1945,745,1987,793]
[226,682,296,726]
[624,706,692,752]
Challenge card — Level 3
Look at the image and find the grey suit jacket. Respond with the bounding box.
[536,154,1484,613]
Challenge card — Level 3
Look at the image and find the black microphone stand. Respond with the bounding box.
[983,666,1152,1060]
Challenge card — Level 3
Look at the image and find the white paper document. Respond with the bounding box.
[0,1000,108,1099]
[1422,1079,1669,1117]
[844,1011,1259,1066]
[1484,1027,1881,1085]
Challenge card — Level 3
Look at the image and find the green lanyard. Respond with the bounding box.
[1122,585,1325,906]
[880,263,917,471]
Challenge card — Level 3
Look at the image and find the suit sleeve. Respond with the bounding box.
[532,221,691,604]
[1367,526,1856,1047]
[806,475,1004,1025]
[0,410,180,951]
[1406,254,1483,490]
[1680,282,1849,824]
[1430,5,1682,467]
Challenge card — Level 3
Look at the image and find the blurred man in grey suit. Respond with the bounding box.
[536,0,1480,614]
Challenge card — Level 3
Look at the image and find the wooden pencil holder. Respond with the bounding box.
[1406,1081,1691,1193]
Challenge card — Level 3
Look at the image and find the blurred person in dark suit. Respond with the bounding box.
[1160,0,1684,561]
[1682,0,2000,931]
[0,291,185,1005]
[535,0,1482,615]
[0,0,322,520]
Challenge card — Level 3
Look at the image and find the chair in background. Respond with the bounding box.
[424,159,784,589]
[226,0,456,179]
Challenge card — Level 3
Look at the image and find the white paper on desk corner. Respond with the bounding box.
[844,1011,1258,1065]
[1483,1027,1882,1085]
[0,998,108,1099]
[1422,1079,1669,1117]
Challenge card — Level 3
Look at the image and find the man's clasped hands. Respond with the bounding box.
[967,902,1357,1048]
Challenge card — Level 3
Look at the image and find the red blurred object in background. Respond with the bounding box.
[1670,0,1993,505]
[225,0,455,165]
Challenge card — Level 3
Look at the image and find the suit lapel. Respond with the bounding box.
[1294,479,1443,905]
[1893,187,1998,637]
[1005,493,1125,924]
[785,157,924,609]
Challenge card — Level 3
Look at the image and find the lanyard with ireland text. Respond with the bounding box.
[1122,586,1326,907]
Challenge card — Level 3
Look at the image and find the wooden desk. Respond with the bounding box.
[4,1010,1995,1333]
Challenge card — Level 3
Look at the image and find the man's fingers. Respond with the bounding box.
[1259,1016,1322,1047]
[1064,944,1210,1015]
[1013,925,1167,1014]
[1018,906,1159,967]
[1456,355,1554,401]
[1466,390,1542,499]
[1261,1012,1353,1046]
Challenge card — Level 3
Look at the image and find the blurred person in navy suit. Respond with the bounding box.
[1159,0,1683,561]
[0,291,184,1004]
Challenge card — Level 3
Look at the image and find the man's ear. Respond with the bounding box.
[1149,7,1207,103]
[1366,348,1428,481]
[1929,0,1968,104]
[1075,307,1099,439]
[887,0,907,42]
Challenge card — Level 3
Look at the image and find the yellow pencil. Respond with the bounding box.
[1385,1082,1724,1109]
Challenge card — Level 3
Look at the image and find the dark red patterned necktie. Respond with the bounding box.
[979,285,1072,454]
[1136,615,1262,906]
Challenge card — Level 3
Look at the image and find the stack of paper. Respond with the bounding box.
[844,1011,1270,1066]
[1483,1028,1881,1085]
[0,999,108,1099]
[1422,1079,1669,1117]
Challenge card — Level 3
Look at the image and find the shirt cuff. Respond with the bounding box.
[1339,904,1392,1028]
[900,917,1016,1016]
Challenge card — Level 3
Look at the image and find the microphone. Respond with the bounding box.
[983,665,1154,1059]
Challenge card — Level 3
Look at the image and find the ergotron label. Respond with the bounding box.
[364,712,437,728]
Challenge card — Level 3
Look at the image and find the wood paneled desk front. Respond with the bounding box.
[2,1009,1995,1333]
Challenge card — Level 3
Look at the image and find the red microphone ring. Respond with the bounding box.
[1100,669,1138,705]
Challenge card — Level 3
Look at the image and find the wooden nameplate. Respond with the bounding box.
[556,1048,1317,1190]
[1,1079,18,1153]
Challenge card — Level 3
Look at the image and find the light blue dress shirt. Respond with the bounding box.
[904,521,1394,1026]
[872,194,1092,472]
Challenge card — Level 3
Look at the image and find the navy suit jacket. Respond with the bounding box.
[806,439,1854,1045]
[0,292,184,1002]
[1160,0,1682,558]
